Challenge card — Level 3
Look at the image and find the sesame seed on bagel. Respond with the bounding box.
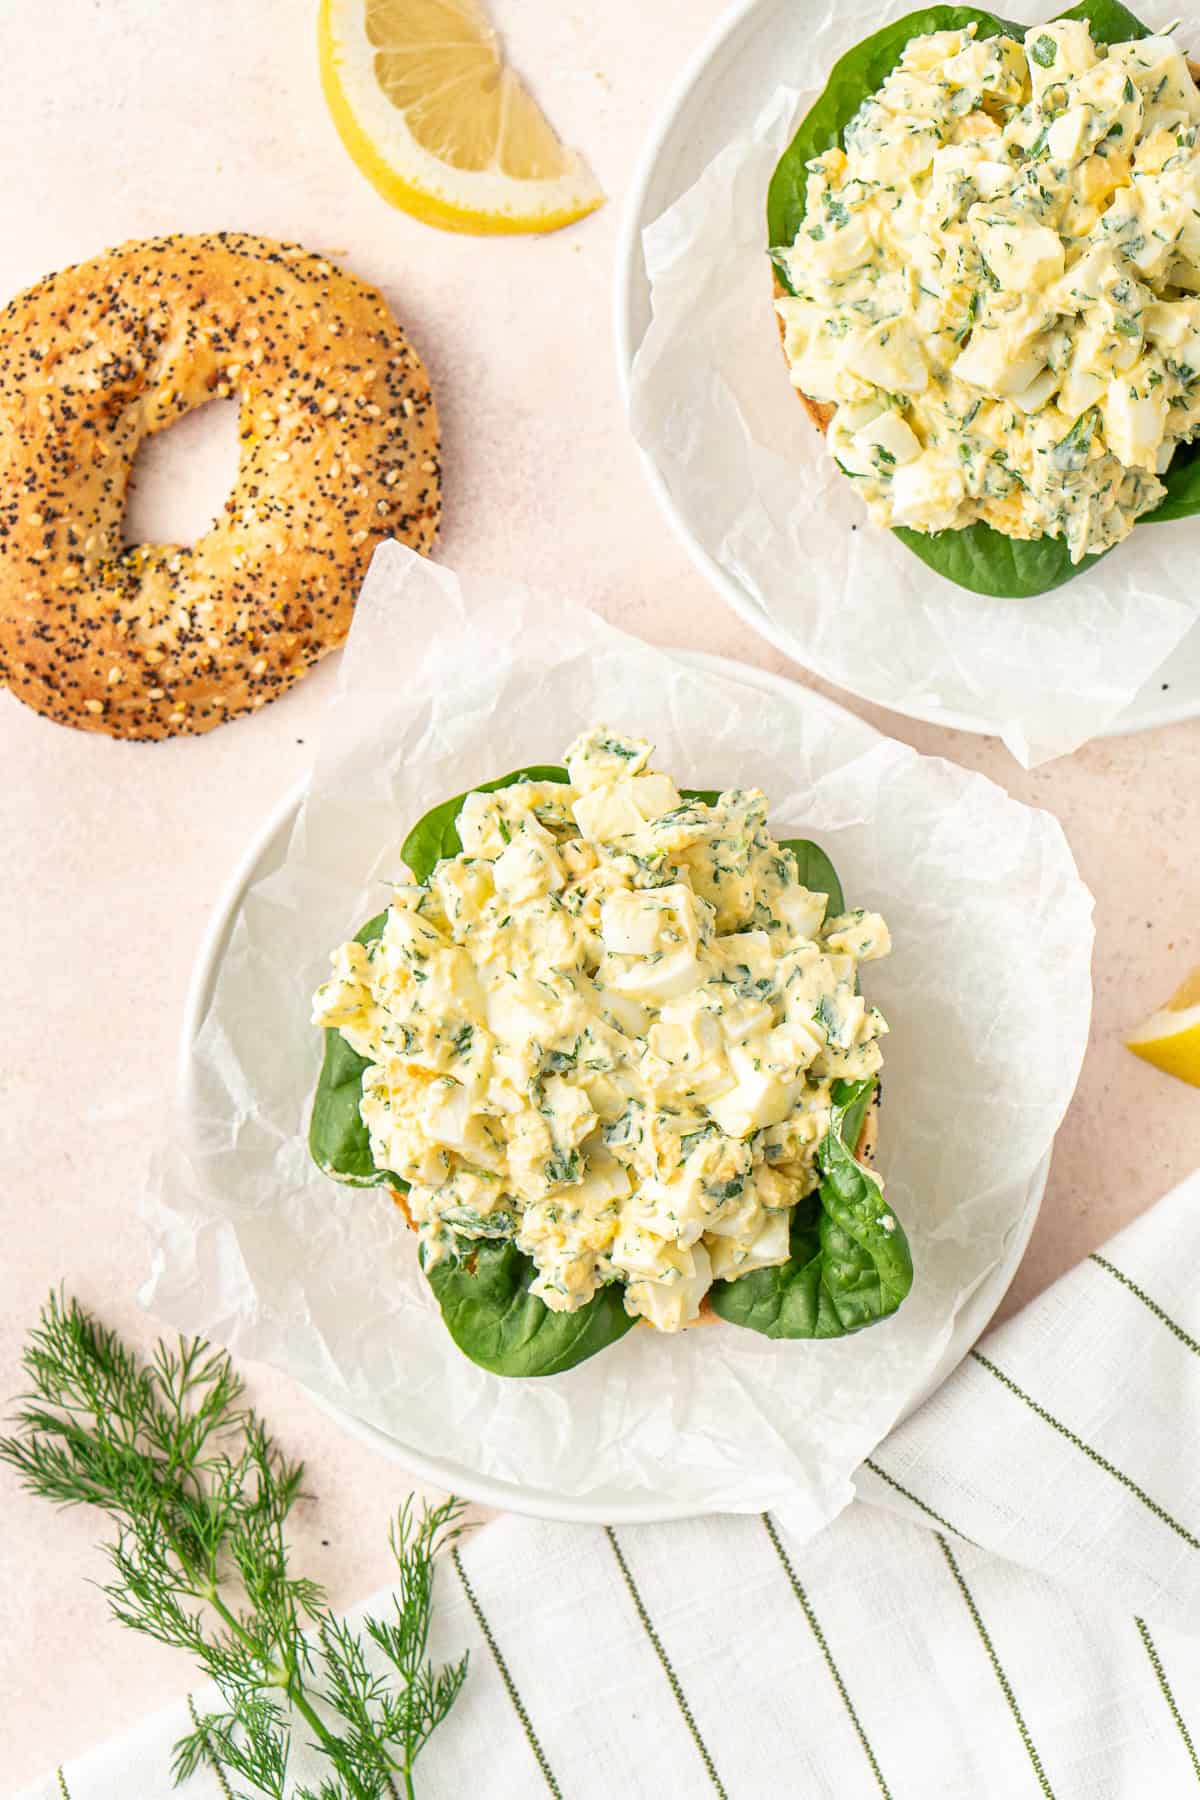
[0,230,441,740]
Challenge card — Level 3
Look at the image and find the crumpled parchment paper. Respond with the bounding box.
[143,542,1094,1530]
[627,0,1200,767]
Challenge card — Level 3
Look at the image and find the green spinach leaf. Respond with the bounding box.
[308,910,401,1188]
[1145,439,1200,522]
[767,6,1024,269]
[708,1077,913,1337]
[401,765,569,883]
[1052,0,1152,45]
[781,837,845,917]
[767,0,1187,598]
[310,768,569,1189]
[892,521,1104,598]
[308,767,898,1374]
[423,1241,637,1378]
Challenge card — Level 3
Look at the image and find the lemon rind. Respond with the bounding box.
[318,0,605,236]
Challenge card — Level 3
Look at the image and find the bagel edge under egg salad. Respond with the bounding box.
[770,1,1200,597]
[307,729,912,1378]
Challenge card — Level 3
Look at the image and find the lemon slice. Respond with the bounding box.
[318,0,605,235]
[1127,967,1200,1087]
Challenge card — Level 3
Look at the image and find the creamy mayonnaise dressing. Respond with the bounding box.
[777,21,1200,561]
[312,730,889,1332]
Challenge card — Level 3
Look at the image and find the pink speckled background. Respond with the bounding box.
[1,0,1197,1785]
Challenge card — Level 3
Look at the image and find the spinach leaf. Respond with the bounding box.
[401,765,569,884]
[708,1078,913,1337]
[1145,439,1200,523]
[677,809,843,914]
[422,1241,636,1378]
[767,0,1186,599]
[892,521,1104,598]
[781,838,844,917]
[768,7,1023,269]
[310,768,570,1190]
[308,766,893,1374]
[1052,0,1152,44]
[308,910,402,1188]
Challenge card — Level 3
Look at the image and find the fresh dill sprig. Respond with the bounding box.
[0,1292,469,1799]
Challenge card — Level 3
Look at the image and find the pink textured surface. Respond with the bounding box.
[1,0,1197,1785]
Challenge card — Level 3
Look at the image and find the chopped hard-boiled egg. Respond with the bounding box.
[312,729,890,1332]
[776,21,1200,562]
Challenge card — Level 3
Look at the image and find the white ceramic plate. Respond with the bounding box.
[613,0,1200,739]
[178,650,1048,1524]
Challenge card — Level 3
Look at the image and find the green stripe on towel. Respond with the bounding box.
[971,1351,1200,1550]
[1090,1257,1200,1360]
[937,1536,1056,1798]
[56,1772,70,1800]
[863,1457,980,1547]
[1136,1617,1200,1783]
[453,1547,562,1797]
[606,1526,729,1799]
[763,1512,893,1800]
[186,1695,234,1800]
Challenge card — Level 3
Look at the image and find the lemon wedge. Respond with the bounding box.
[318,0,605,235]
[1126,967,1200,1087]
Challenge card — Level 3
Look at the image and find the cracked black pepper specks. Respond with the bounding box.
[0,231,441,739]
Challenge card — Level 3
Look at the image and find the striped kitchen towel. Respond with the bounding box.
[23,1166,1200,1800]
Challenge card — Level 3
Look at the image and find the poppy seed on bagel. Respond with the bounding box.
[0,230,440,739]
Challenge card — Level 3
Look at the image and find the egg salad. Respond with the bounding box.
[311,730,890,1333]
[776,20,1200,562]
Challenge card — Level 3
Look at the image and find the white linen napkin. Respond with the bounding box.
[23,1167,1200,1800]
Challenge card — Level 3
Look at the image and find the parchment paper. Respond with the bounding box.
[143,542,1094,1530]
[627,0,1200,767]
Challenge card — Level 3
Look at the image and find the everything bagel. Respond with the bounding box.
[0,231,440,739]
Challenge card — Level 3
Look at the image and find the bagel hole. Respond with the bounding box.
[122,397,241,550]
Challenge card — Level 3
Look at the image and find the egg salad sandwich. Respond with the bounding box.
[770,3,1200,596]
[308,729,912,1377]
